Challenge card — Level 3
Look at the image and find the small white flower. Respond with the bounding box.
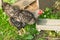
[44,15,46,17]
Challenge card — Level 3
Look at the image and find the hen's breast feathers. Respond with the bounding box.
[13,10,36,24]
[10,17,26,30]
[9,10,36,30]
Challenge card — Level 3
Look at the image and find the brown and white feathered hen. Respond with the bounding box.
[2,2,37,30]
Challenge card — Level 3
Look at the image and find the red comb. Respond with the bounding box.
[38,10,43,15]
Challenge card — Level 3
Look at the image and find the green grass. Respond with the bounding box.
[0,7,21,40]
[39,8,60,19]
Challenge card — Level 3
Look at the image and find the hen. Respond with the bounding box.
[2,2,36,30]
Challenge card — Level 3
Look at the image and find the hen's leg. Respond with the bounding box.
[9,17,26,35]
